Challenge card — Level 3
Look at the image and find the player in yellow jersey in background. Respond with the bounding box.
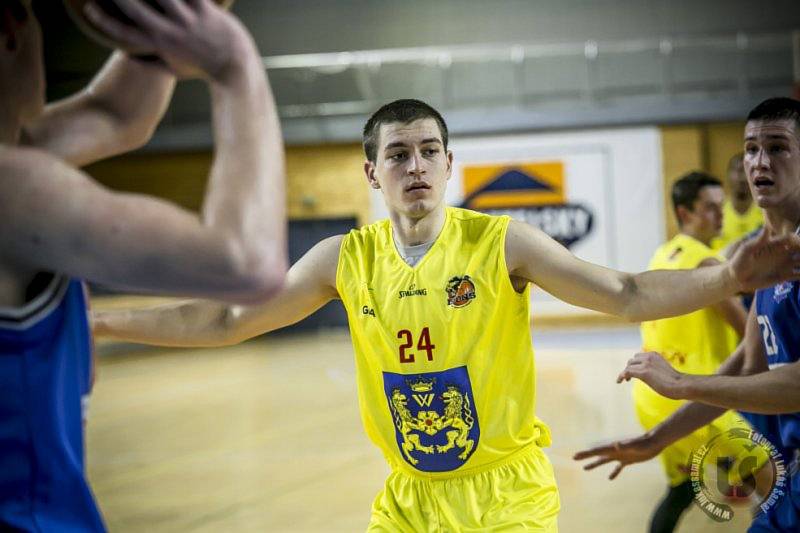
[92,100,800,531]
[712,153,764,254]
[637,172,753,533]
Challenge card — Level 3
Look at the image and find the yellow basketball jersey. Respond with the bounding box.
[636,233,739,407]
[336,207,549,479]
[711,200,763,251]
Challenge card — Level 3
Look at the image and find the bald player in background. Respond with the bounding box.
[0,0,287,530]
[712,152,764,255]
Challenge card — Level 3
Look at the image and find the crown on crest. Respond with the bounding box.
[407,376,436,393]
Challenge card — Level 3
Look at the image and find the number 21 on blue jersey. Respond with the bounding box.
[757,315,779,356]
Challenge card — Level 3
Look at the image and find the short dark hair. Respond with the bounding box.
[362,99,449,163]
[671,171,722,224]
[746,97,800,131]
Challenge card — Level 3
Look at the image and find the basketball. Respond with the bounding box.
[63,0,235,54]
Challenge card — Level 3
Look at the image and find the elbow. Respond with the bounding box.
[113,115,160,152]
[124,121,158,151]
[227,252,288,305]
[247,262,287,303]
[213,231,288,304]
[619,303,643,323]
[215,305,252,347]
[617,276,643,322]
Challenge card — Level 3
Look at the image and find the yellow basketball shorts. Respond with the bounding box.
[633,387,756,487]
[367,444,560,532]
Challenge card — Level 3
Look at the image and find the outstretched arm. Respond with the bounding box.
[505,220,800,322]
[573,340,750,479]
[93,236,342,347]
[617,305,798,413]
[22,52,175,167]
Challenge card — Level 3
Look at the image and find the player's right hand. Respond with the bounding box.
[727,227,800,292]
[84,0,255,81]
[572,434,662,480]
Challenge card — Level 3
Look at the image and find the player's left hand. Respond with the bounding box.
[573,432,662,480]
[616,351,687,400]
[728,228,800,292]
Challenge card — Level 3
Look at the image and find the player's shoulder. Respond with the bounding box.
[0,145,71,190]
[303,234,346,268]
[317,234,345,253]
[341,218,390,247]
[0,144,62,171]
[449,207,509,238]
[448,206,497,224]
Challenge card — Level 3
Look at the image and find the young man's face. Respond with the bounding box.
[365,118,453,218]
[743,118,800,210]
[682,185,724,244]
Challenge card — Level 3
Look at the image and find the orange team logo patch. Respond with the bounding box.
[446,276,477,308]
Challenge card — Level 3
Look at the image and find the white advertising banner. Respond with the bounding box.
[370,127,664,317]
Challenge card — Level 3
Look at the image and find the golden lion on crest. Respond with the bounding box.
[389,384,475,466]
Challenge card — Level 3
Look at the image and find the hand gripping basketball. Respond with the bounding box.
[64,0,246,81]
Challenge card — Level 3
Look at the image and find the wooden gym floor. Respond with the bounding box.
[86,325,752,532]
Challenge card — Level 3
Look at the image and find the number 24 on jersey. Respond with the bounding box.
[397,327,436,363]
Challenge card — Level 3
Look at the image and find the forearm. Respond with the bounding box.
[648,402,727,450]
[84,53,175,139]
[624,263,738,321]
[23,52,176,165]
[679,366,800,414]
[93,300,233,347]
[203,38,287,278]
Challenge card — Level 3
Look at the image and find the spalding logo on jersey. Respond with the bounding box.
[446,275,476,308]
[383,366,480,472]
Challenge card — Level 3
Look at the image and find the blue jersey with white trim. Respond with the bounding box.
[754,281,800,451]
[0,275,105,532]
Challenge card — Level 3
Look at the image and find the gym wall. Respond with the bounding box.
[86,144,369,226]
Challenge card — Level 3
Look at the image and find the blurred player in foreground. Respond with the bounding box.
[0,0,287,530]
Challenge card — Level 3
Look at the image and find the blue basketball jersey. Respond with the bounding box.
[0,275,105,532]
[754,281,800,451]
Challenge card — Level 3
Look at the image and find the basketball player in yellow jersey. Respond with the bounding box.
[636,171,752,533]
[93,100,800,531]
[712,153,764,253]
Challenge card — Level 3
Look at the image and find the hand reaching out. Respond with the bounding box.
[616,351,689,400]
[573,433,663,480]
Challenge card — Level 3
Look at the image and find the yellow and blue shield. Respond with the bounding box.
[383,366,480,472]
